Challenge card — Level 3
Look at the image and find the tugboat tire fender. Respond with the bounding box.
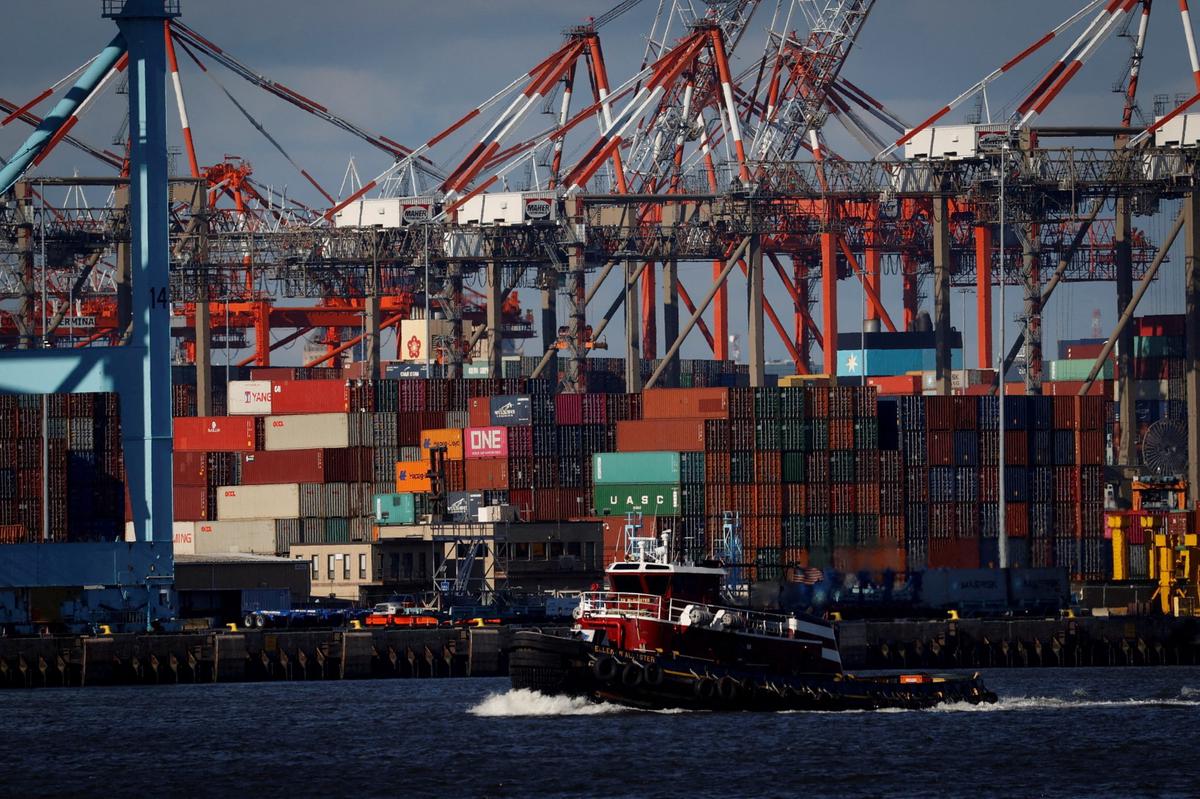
[717,676,740,702]
[592,656,620,683]
[642,662,664,687]
[693,676,717,699]
[621,661,644,687]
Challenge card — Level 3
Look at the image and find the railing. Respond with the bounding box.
[578,592,663,620]
[577,592,828,641]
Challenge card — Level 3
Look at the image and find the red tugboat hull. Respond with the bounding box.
[509,630,998,711]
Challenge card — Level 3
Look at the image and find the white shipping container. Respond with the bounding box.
[478,505,519,523]
[1154,113,1200,148]
[216,483,301,521]
[264,413,350,450]
[228,380,273,415]
[191,520,277,555]
[124,521,195,553]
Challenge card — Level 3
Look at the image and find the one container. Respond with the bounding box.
[264,413,350,451]
[592,451,681,485]
[593,484,681,515]
[191,519,277,555]
[216,483,300,521]
[394,460,432,493]
[174,417,256,452]
[227,380,274,415]
[464,426,509,459]
[373,493,416,525]
[420,427,464,460]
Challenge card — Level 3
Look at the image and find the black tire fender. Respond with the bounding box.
[591,655,619,683]
[693,676,716,700]
[621,661,644,687]
[717,675,740,702]
[642,662,665,687]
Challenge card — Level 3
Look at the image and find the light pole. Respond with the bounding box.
[997,143,1008,569]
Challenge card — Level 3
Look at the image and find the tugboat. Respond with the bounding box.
[510,523,997,711]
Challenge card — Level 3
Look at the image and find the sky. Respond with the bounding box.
[1,1,1196,369]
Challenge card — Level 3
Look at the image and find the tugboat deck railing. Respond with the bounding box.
[578,592,827,641]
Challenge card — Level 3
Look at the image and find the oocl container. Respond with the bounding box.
[264,413,350,451]
[216,483,300,521]
[192,519,277,555]
[592,452,681,485]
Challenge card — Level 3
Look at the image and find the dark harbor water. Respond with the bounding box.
[3,667,1197,798]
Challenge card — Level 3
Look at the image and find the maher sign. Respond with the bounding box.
[464,426,509,459]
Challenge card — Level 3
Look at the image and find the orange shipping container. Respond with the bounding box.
[616,419,707,451]
[420,428,464,460]
[395,460,432,493]
[641,388,729,420]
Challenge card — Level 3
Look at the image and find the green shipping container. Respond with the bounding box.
[593,484,680,516]
[592,451,681,485]
[1133,336,1184,359]
[374,493,416,525]
[1047,359,1112,381]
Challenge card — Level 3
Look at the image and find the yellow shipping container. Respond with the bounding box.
[395,460,432,493]
[1111,527,1127,580]
[420,427,464,460]
[778,374,832,387]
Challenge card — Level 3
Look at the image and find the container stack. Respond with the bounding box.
[0,393,125,543]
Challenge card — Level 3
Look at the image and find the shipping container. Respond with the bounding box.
[641,388,729,420]
[489,395,532,426]
[373,492,416,525]
[191,519,277,555]
[616,419,707,452]
[594,484,680,516]
[395,460,433,493]
[593,451,681,485]
[420,427,465,460]
[174,417,257,452]
[464,426,510,459]
[216,483,300,521]
[267,379,350,414]
[227,380,274,415]
[263,413,350,451]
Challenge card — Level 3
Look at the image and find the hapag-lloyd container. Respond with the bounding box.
[464,426,509,459]
[264,413,350,451]
[174,416,257,452]
[191,519,276,555]
[420,427,464,460]
[216,483,300,521]
[594,484,681,515]
[592,451,681,485]
[395,460,432,492]
[227,380,273,415]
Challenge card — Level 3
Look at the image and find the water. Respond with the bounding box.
[3,668,1198,798]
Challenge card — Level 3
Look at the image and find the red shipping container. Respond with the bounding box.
[1052,396,1076,429]
[1134,314,1185,337]
[926,396,955,431]
[641,388,729,420]
[250,367,298,381]
[952,396,977,430]
[616,419,706,452]
[867,375,921,395]
[467,397,491,428]
[1005,503,1029,538]
[1005,431,1029,465]
[555,394,583,425]
[269,379,350,414]
[927,430,954,466]
[174,485,209,521]
[754,451,781,483]
[174,452,208,486]
[174,417,256,452]
[464,426,509,459]
[465,458,509,490]
[1076,430,1104,465]
[928,537,979,569]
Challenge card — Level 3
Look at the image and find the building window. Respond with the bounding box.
[359,553,367,580]
[402,553,413,579]
[514,543,529,560]
[327,554,335,581]
[311,555,319,579]
[343,554,351,580]
[549,541,564,559]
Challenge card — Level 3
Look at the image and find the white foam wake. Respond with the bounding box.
[469,689,623,717]
[923,692,1200,713]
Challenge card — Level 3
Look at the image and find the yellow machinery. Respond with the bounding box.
[1131,477,1188,512]
[1150,530,1199,616]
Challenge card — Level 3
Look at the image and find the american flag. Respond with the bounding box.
[786,566,824,585]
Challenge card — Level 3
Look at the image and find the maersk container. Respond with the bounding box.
[264,413,350,451]
[593,484,680,516]
[216,483,300,521]
[592,451,681,485]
